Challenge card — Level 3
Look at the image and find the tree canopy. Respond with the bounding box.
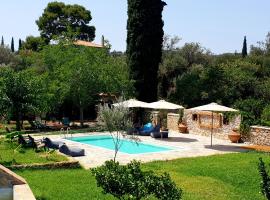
[127,0,166,102]
[242,36,247,58]
[22,36,47,52]
[36,1,95,42]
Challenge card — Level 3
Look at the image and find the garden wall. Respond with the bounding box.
[250,126,270,146]
[183,110,241,140]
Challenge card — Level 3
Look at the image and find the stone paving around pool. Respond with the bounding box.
[37,132,247,169]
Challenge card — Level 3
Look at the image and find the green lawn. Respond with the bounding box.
[15,151,269,200]
[0,139,67,166]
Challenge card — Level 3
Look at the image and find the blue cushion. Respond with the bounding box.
[143,123,153,131]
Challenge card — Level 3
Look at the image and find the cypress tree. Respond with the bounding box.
[11,37,14,52]
[1,36,4,46]
[18,39,22,50]
[127,0,166,102]
[242,36,247,58]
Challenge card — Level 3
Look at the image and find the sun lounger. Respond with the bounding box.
[18,135,35,148]
[28,120,50,130]
[59,144,85,157]
[139,123,154,136]
[28,135,45,150]
[43,137,64,149]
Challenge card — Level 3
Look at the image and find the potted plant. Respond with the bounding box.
[228,128,241,143]
[178,122,188,133]
[178,110,188,133]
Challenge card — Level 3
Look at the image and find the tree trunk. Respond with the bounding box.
[15,110,21,131]
[80,107,84,127]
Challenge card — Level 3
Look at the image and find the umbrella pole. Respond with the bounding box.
[211,112,213,147]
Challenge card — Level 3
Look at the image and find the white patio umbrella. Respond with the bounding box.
[113,99,150,108]
[148,100,184,110]
[189,102,238,147]
[147,100,183,139]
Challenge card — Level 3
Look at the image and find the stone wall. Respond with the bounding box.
[250,126,270,146]
[183,109,241,140]
[150,111,180,132]
[167,113,180,132]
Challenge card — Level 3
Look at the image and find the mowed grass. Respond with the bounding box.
[0,139,67,166]
[16,151,269,200]
[16,168,115,200]
[143,152,270,200]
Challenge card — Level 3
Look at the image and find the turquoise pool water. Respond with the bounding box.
[68,135,173,154]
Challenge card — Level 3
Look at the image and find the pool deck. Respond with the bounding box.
[37,132,247,169]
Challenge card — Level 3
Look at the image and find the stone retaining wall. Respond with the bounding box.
[8,160,80,170]
[183,110,241,140]
[0,164,36,200]
[250,126,270,146]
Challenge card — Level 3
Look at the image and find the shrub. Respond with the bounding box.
[261,105,270,127]
[92,160,182,200]
[5,131,24,139]
[258,158,270,199]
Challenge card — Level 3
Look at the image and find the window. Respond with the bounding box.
[192,114,198,121]
[223,115,229,125]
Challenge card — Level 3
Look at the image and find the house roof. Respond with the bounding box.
[74,40,104,48]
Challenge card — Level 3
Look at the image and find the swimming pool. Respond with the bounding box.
[68,135,173,154]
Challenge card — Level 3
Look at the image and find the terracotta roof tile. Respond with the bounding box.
[74,40,104,48]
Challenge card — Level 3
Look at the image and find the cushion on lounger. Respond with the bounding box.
[43,137,64,149]
[59,144,85,157]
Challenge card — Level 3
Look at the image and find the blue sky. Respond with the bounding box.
[0,0,270,54]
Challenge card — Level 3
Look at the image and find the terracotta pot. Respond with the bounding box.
[228,129,241,143]
[178,123,188,133]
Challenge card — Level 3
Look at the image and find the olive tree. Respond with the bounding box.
[98,99,136,161]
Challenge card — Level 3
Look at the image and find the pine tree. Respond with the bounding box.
[18,39,22,50]
[127,0,166,102]
[242,36,247,58]
[1,36,4,46]
[11,37,14,52]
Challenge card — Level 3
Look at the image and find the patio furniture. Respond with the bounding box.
[139,123,154,136]
[28,135,45,150]
[43,137,64,150]
[62,117,70,127]
[59,144,85,157]
[151,131,168,138]
[46,122,65,130]
[18,135,35,148]
[28,120,49,130]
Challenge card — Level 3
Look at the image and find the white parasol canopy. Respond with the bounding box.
[189,102,238,112]
[148,100,184,110]
[113,99,150,108]
[189,102,238,146]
